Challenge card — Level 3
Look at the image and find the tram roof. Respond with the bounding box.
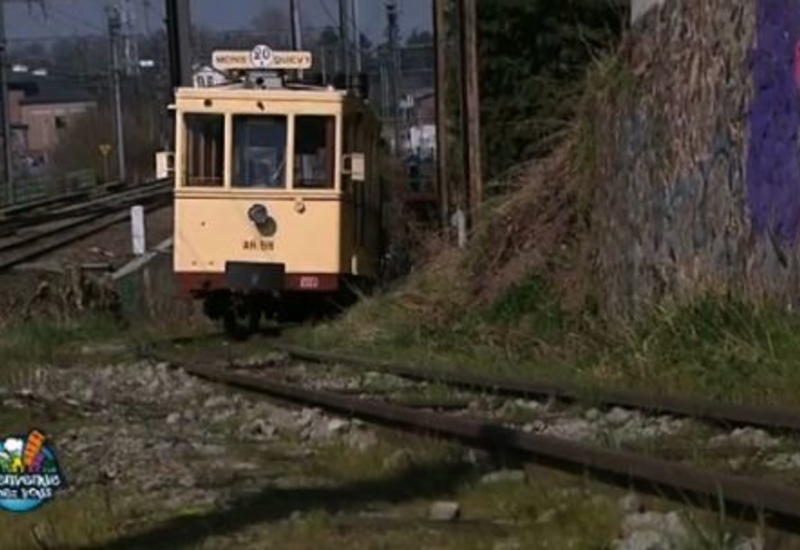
[176,46,374,108]
[175,84,349,103]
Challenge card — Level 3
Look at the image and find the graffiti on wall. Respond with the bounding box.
[747,0,800,245]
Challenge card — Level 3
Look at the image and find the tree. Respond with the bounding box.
[475,0,625,180]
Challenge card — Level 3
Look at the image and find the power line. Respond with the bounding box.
[43,4,105,34]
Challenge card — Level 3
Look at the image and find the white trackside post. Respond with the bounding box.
[131,205,146,255]
[452,209,467,249]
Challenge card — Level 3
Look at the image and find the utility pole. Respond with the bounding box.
[351,0,361,74]
[290,0,303,80]
[107,5,127,183]
[433,0,450,231]
[143,0,152,35]
[319,42,328,82]
[164,0,192,154]
[380,64,389,118]
[0,0,12,204]
[164,0,192,93]
[121,0,140,77]
[386,0,401,156]
[338,0,350,84]
[459,0,482,223]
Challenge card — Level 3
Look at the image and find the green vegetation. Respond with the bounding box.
[293,276,800,407]
[573,52,637,224]
[284,0,800,410]
[473,0,626,182]
[0,314,123,371]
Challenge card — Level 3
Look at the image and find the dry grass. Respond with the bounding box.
[290,43,800,409]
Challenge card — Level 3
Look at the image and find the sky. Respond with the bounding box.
[5,0,431,44]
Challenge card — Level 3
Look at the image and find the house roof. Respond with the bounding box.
[9,73,96,106]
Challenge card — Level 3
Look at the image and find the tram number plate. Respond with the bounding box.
[243,239,274,251]
[299,276,319,289]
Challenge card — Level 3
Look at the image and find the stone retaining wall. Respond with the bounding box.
[588,0,800,318]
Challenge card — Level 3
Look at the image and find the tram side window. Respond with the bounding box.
[184,114,224,187]
[233,115,287,188]
[294,116,335,189]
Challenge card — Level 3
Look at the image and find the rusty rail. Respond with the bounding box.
[0,192,172,272]
[0,179,171,236]
[273,345,800,434]
[178,361,800,531]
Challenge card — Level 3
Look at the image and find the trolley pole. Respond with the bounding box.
[433,0,450,231]
[289,0,302,50]
[289,0,303,80]
[459,0,482,224]
[107,5,127,183]
[0,0,13,204]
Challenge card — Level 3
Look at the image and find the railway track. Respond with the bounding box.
[0,179,171,233]
[0,179,172,271]
[271,345,800,434]
[144,340,800,533]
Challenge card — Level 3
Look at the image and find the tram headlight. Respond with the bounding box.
[248,204,269,226]
[247,203,277,237]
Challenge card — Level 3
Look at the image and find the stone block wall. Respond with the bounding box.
[589,0,800,318]
[631,0,666,23]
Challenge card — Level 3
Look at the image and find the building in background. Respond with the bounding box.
[399,88,435,160]
[8,67,97,171]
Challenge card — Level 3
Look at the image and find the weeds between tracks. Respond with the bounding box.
[293,281,800,411]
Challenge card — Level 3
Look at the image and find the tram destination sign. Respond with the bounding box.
[212,45,312,72]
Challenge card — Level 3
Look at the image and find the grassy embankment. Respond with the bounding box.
[287,53,800,410]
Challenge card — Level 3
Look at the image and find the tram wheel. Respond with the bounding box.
[222,298,261,340]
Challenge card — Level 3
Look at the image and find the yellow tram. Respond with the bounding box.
[167,45,386,333]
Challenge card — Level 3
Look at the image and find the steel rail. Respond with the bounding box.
[51,180,171,216]
[0,195,172,272]
[0,188,92,217]
[180,362,800,531]
[0,178,168,218]
[0,182,172,230]
[272,345,800,434]
[0,180,171,235]
[0,190,171,257]
[0,193,168,254]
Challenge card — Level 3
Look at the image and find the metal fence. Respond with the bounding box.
[0,169,98,207]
